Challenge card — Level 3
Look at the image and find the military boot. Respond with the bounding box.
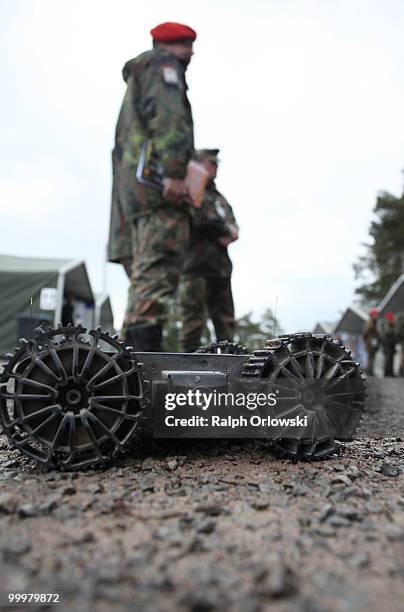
[124,324,162,352]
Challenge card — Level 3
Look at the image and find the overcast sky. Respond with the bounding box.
[1,0,404,334]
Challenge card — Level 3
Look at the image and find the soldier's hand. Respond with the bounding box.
[229,225,239,241]
[217,226,239,247]
[217,236,232,247]
[163,178,188,204]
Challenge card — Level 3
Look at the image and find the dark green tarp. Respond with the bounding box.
[0,255,94,355]
[378,274,404,316]
[0,269,58,354]
[334,305,368,335]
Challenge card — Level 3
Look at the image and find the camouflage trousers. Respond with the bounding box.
[179,275,235,352]
[124,208,190,328]
[365,345,377,376]
[384,346,396,377]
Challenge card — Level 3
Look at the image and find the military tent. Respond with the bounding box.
[313,321,336,335]
[0,254,94,355]
[334,304,368,335]
[333,304,367,362]
[95,293,114,333]
[378,274,404,317]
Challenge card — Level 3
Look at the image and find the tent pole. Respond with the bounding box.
[102,242,108,295]
[54,270,65,327]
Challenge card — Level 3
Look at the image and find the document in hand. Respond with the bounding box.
[136,141,210,207]
[185,160,210,208]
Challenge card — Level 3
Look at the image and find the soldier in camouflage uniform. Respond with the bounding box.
[179,149,239,352]
[107,22,196,351]
[363,308,380,376]
[381,312,398,377]
[395,311,404,376]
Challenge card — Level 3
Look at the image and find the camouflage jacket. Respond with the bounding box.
[182,183,238,278]
[381,322,399,349]
[108,48,194,263]
[395,312,404,341]
[363,320,379,350]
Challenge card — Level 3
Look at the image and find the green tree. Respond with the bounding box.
[162,302,282,352]
[234,308,282,351]
[354,190,404,303]
[162,299,211,352]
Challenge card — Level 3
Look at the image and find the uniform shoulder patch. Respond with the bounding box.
[162,65,179,85]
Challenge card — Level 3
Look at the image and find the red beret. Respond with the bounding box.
[150,22,197,43]
[369,307,379,318]
[385,311,395,322]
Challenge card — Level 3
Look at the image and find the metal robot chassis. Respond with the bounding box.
[0,325,366,470]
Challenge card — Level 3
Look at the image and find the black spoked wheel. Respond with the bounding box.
[196,340,249,355]
[241,333,366,459]
[0,325,144,469]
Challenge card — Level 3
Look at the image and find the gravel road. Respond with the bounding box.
[0,378,404,611]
